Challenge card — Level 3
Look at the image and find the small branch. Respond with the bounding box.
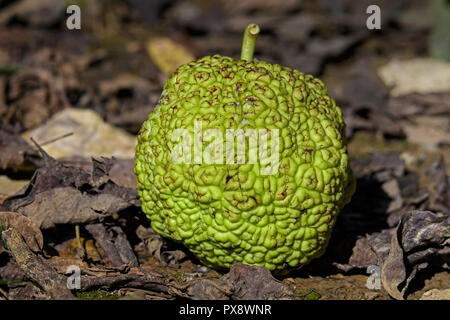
[79,273,170,293]
[0,287,9,300]
[2,228,77,300]
[29,137,58,167]
[39,132,74,147]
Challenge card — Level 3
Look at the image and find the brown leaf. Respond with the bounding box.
[351,152,405,182]
[381,210,450,300]
[98,73,155,98]
[221,263,294,300]
[333,236,378,272]
[367,229,396,265]
[3,69,68,131]
[136,225,187,268]
[420,289,450,300]
[0,255,28,282]
[388,92,450,117]
[0,125,41,172]
[22,108,136,159]
[188,279,232,300]
[343,59,405,138]
[14,187,135,229]
[1,152,139,229]
[400,116,450,151]
[0,0,65,27]
[91,157,115,186]
[85,223,138,267]
[381,228,409,300]
[427,157,450,215]
[188,263,294,300]
[59,156,136,189]
[47,256,90,275]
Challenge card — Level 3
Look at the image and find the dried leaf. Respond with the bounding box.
[344,59,404,138]
[91,157,115,186]
[0,0,65,27]
[420,289,450,300]
[381,210,450,300]
[0,254,28,282]
[85,223,138,267]
[147,37,195,75]
[22,109,136,159]
[3,69,68,131]
[59,156,136,189]
[381,179,404,213]
[351,152,405,182]
[378,58,450,97]
[401,116,450,151]
[16,187,135,229]
[188,279,232,300]
[188,263,294,300]
[427,157,450,215]
[333,236,378,272]
[0,125,41,172]
[1,153,139,229]
[388,92,450,117]
[221,263,294,300]
[98,73,155,98]
[136,225,187,268]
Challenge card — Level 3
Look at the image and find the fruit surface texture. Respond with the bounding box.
[135,25,355,272]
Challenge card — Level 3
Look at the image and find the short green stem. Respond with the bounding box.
[240,24,260,61]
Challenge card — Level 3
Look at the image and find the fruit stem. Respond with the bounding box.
[240,24,260,61]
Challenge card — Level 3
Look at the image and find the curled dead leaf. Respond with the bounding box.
[1,154,139,229]
[188,263,294,300]
[381,210,449,300]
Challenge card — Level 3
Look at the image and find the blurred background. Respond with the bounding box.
[0,0,449,300]
[0,0,448,137]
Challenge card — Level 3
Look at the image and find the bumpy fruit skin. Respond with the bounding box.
[135,55,355,272]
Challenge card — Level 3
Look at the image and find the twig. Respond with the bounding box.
[0,287,9,300]
[79,273,170,293]
[29,137,58,167]
[39,132,74,146]
[2,228,77,300]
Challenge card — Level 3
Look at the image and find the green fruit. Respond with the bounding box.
[135,24,355,272]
